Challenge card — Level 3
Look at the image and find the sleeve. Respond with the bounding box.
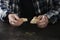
[44,0,60,24]
[0,0,11,22]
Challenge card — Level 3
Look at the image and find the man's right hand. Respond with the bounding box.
[8,14,24,27]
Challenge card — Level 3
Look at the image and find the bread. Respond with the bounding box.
[21,18,28,22]
[30,16,38,24]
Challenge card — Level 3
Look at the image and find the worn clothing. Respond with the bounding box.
[0,0,60,24]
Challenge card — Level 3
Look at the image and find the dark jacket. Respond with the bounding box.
[0,0,60,24]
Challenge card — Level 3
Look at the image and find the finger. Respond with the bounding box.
[37,19,47,26]
[14,14,20,20]
[37,17,46,24]
[9,19,20,26]
[18,18,24,23]
[8,14,18,23]
[37,20,48,27]
[9,17,17,23]
[37,19,48,25]
[38,16,46,23]
[15,19,24,25]
[9,20,15,25]
[14,21,23,26]
[37,21,45,25]
[9,20,22,26]
[37,15,42,20]
[41,16,45,21]
[43,16,48,23]
[37,19,45,24]
[37,22,47,28]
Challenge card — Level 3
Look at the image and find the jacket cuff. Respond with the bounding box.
[2,12,12,23]
[44,10,59,24]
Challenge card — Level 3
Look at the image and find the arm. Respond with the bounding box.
[0,0,11,22]
[44,0,60,24]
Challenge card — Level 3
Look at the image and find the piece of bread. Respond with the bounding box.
[30,17,38,24]
[21,18,28,22]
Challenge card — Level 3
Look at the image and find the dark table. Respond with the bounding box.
[0,21,60,40]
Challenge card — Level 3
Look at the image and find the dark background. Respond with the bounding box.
[0,20,60,40]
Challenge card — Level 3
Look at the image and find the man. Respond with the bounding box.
[0,0,60,28]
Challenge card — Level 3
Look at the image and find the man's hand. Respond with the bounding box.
[36,15,49,28]
[8,14,28,27]
[30,15,48,28]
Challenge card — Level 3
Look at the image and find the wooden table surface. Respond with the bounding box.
[0,21,60,40]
